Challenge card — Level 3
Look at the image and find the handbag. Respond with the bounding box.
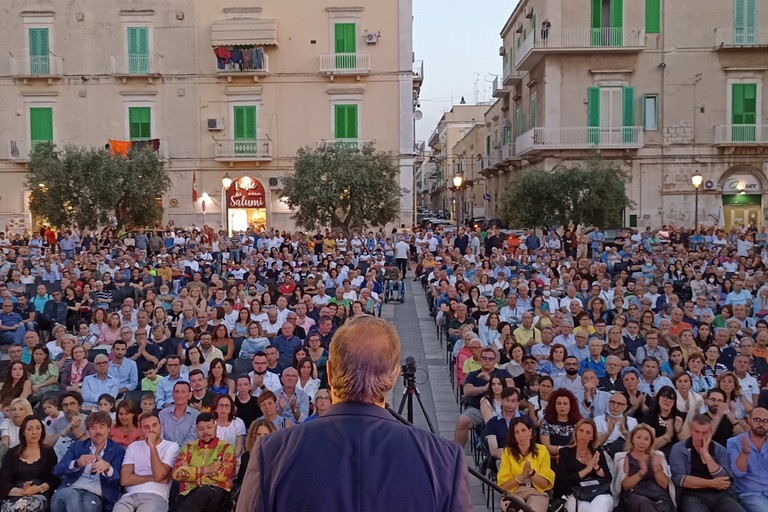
[569,480,611,502]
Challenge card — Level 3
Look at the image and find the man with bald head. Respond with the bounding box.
[237,316,472,512]
[727,407,768,512]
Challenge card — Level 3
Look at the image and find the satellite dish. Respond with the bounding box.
[414,110,423,120]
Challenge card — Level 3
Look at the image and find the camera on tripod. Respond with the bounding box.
[401,356,417,381]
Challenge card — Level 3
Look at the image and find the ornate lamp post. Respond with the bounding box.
[691,171,702,230]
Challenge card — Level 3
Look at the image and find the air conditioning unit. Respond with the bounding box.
[703,180,717,190]
[268,177,282,189]
[207,118,224,131]
[365,32,379,44]
[525,7,534,18]
[515,23,524,33]
[499,46,505,56]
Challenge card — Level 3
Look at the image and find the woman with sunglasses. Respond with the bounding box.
[641,385,685,459]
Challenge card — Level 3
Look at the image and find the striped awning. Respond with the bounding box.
[211,19,278,47]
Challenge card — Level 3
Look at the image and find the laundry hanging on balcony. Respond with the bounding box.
[107,139,160,157]
[213,47,264,71]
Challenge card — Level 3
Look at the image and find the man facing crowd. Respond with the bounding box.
[237,316,472,511]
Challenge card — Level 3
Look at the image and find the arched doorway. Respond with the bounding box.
[225,176,267,234]
[719,166,765,231]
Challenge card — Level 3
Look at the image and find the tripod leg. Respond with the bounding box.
[396,388,409,416]
[411,387,437,434]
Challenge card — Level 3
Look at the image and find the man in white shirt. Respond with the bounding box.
[395,238,410,276]
[312,283,331,306]
[113,413,180,512]
[248,352,281,397]
[734,354,760,402]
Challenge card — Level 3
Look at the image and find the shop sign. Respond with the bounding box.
[723,175,761,194]
[227,176,266,208]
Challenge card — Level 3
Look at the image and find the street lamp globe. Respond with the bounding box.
[222,172,233,190]
[691,172,703,189]
[452,175,463,188]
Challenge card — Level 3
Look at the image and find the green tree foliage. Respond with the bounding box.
[502,158,631,228]
[26,143,171,229]
[281,143,403,235]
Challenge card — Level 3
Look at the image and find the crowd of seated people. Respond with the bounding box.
[0,225,396,511]
[421,224,768,512]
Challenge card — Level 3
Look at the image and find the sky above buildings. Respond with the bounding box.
[413,0,519,143]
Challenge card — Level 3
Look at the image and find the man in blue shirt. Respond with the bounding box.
[158,381,199,447]
[272,322,302,370]
[154,355,189,408]
[727,407,768,512]
[579,337,607,377]
[108,339,138,395]
[0,300,25,345]
[82,354,120,409]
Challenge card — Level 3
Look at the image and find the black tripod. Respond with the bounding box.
[396,367,436,433]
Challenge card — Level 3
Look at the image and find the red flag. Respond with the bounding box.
[192,171,198,202]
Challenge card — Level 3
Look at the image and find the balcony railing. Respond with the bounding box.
[481,150,503,171]
[214,139,273,161]
[715,27,768,48]
[320,53,371,75]
[413,60,424,82]
[111,54,162,76]
[8,141,30,162]
[515,126,644,155]
[492,76,507,98]
[317,138,375,150]
[515,27,645,70]
[715,125,768,145]
[10,53,64,77]
[501,142,516,161]
[215,52,269,75]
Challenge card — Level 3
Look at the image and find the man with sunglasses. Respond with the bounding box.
[727,407,768,512]
[454,347,513,448]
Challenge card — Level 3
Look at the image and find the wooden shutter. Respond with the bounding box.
[334,105,358,139]
[734,0,757,44]
[591,0,602,46]
[129,107,151,140]
[30,107,53,143]
[234,106,257,140]
[28,28,49,75]
[128,27,149,73]
[645,0,661,34]
[622,86,635,142]
[588,87,601,143]
[611,0,624,45]
[530,97,537,128]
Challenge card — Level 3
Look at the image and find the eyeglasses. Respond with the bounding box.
[316,396,331,401]
[480,356,496,362]
[751,417,768,425]
[609,400,627,406]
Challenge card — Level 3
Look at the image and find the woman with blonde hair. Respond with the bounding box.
[611,424,674,512]
[236,419,278,485]
[555,418,612,512]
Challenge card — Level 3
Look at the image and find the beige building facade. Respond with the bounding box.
[455,0,768,232]
[420,104,488,219]
[0,0,420,233]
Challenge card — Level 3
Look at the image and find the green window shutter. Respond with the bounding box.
[622,86,635,142]
[30,107,53,147]
[128,27,149,73]
[129,107,151,141]
[646,0,661,34]
[591,0,602,45]
[334,23,356,69]
[234,106,257,140]
[28,28,50,75]
[531,97,537,128]
[486,136,491,155]
[532,15,537,42]
[334,104,358,139]
[734,0,757,44]
[588,87,601,143]
[611,0,624,45]
[732,83,757,141]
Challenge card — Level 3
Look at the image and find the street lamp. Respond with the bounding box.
[691,171,703,230]
[452,175,464,225]
[221,173,232,233]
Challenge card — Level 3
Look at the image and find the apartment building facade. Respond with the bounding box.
[421,104,488,218]
[0,0,419,232]
[474,0,768,231]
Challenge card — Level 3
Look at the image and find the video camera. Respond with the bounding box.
[401,356,417,378]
